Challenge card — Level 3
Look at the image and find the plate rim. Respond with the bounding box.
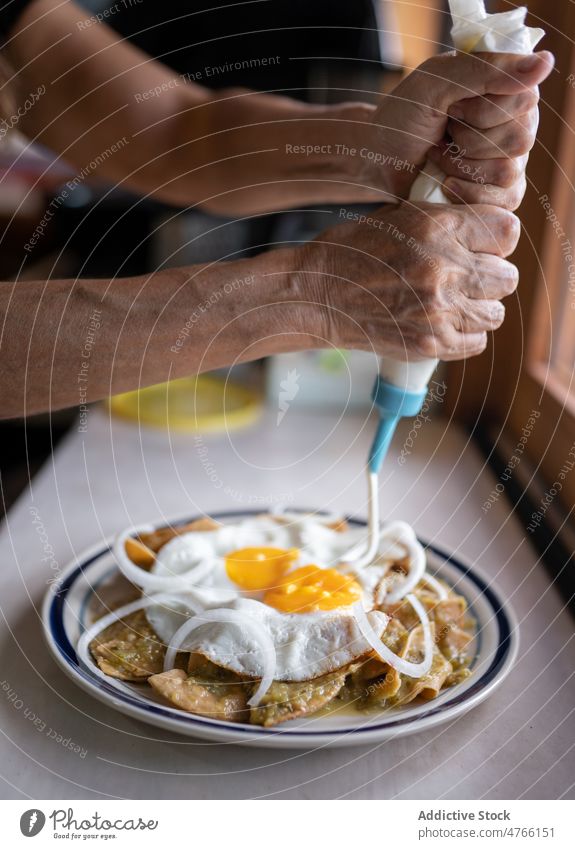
[42,509,519,746]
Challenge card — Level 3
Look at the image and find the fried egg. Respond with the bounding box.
[147,597,389,682]
[108,513,434,702]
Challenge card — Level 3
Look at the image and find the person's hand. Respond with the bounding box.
[299,202,520,361]
[366,51,554,210]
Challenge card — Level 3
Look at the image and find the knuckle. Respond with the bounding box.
[469,100,492,129]
[497,211,521,254]
[502,195,518,212]
[491,302,506,327]
[506,125,531,156]
[521,89,540,112]
[417,212,437,241]
[423,300,445,326]
[501,262,520,294]
[417,276,442,310]
[493,158,520,188]
[414,214,439,245]
[505,190,522,212]
[463,332,488,356]
[494,185,523,212]
[510,177,527,210]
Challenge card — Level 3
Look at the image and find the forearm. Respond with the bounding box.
[5,0,388,212]
[0,247,317,418]
[181,91,387,215]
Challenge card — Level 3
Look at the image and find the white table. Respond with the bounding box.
[0,406,573,800]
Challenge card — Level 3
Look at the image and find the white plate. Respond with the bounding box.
[42,510,518,749]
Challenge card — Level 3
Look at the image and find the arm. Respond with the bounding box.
[4,0,381,214]
[0,247,317,418]
[1,201,520,419]
[6,2,552,216]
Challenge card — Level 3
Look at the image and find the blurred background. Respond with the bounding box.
[0,1,573,600]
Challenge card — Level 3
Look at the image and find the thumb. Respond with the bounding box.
[416,50,554,111]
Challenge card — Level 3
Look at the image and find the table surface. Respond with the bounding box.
[1,405,573,800]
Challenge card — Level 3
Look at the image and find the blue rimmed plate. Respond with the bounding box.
[42,510,518,749]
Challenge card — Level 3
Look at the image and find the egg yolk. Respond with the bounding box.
[263,565,363,613]
[225,547,299,592]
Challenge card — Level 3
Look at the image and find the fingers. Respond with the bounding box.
[420,51,554,111]
[453,205,521,256]
[427,144,528,208]
[424,62,543,213]
[439,296,507,358]
[448,90,539,130]
[429,146,527,189]
[440,332,488,360]
[446,111,539,159]
[416,329,488,361]
[427,145,527,208]
[457,298,506,332]
[462,253,520,299]
[442,174,526,210]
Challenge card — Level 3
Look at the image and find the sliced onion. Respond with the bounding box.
[163,608,277,708]
[379,522,426,603]
[76,593,202,694]
[346,513,426,605]
[114,525,215,591]
[420,572,448,600]
[341,470,426,602]
[353,595,432,678]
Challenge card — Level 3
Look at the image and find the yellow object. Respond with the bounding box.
[264,565,363,613]
[108,375,262,433]
[225,547,299,592]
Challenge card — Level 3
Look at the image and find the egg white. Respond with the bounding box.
[142,514,422,682]
[148,596,388,681]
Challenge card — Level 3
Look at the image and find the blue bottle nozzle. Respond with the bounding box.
[368,375,429,474]
[368,414,401,474]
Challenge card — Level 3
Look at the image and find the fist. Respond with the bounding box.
[369,50,554,210]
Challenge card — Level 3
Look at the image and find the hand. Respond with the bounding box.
[366,51,554,209]
[300,202,520,361]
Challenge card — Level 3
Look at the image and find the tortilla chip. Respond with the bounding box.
[345,618,407,706]
[381,590,438,628]
[250,670,347,727]
[438,623,473,668]
[138,517,220,554]
[433,597,467,630]
[359,665,402,705]
[149,668,249,723]
[89,610,165,681]
[388,625,453,706]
